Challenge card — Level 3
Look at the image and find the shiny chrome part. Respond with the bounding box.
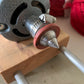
[39,14,56,23]
[40,30,59,48]
[48,38,59,48]
[60,46,84,73]
[25,16,43,37]
[25,14,56,38]
[25,15,49,37]
[14,72,29,84]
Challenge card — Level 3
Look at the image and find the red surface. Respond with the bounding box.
[50,0,65,17]
[71,0,84,36]
[34,24,60,49]
[50,0,84,36]
[64,2,72,9]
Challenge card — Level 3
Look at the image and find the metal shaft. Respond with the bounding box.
[14,72,29,84]
[60,46,84,73]
[40,28,84,73]
[25,15,44,38]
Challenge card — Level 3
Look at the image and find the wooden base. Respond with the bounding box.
[0,31,69,83]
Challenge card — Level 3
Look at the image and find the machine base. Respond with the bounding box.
[0,30,69,83]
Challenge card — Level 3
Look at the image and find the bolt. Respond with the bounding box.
[0,24,7,31]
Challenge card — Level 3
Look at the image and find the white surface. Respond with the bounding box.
[0,17,84,84]
[56,17,84,61]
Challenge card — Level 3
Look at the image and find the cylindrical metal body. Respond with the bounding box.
[25,15,49,37]
[25,14,59,49]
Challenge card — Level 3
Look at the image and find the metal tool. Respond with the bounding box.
[39,26,84,73]
[39,25,84,73]
[40,30,84,73]
[0,1,60,84]
[0,1,84,84]
[0,0,84,73]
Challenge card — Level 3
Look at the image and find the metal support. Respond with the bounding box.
[60,46,84,73]
[14,72,29,84]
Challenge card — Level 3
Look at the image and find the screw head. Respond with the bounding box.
[0,24,5,31]
[0,24,7,31]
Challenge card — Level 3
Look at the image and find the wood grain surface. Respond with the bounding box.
[0,31,69,83]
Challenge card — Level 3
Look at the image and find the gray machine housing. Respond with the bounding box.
[0,0,50,41]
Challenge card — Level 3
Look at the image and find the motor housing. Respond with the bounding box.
[0,0,49,41]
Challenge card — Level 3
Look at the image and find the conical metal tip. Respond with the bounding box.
[48,38,59,48]
[40,30,59,49]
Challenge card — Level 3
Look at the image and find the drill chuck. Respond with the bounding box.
[25,15,60,49]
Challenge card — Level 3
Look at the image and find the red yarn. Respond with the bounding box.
[50,0,65,17]
[64,2,72,9]
[71,0,84,36]
[50,0,84,36]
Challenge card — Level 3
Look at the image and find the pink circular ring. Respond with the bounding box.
[33,23,60,49]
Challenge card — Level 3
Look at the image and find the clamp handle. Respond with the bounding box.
[60,46,84,73]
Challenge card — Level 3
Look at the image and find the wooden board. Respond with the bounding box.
[0,31,69,83]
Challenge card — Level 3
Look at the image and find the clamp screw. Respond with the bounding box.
[0,24,8,31]
[0,24,5,31]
